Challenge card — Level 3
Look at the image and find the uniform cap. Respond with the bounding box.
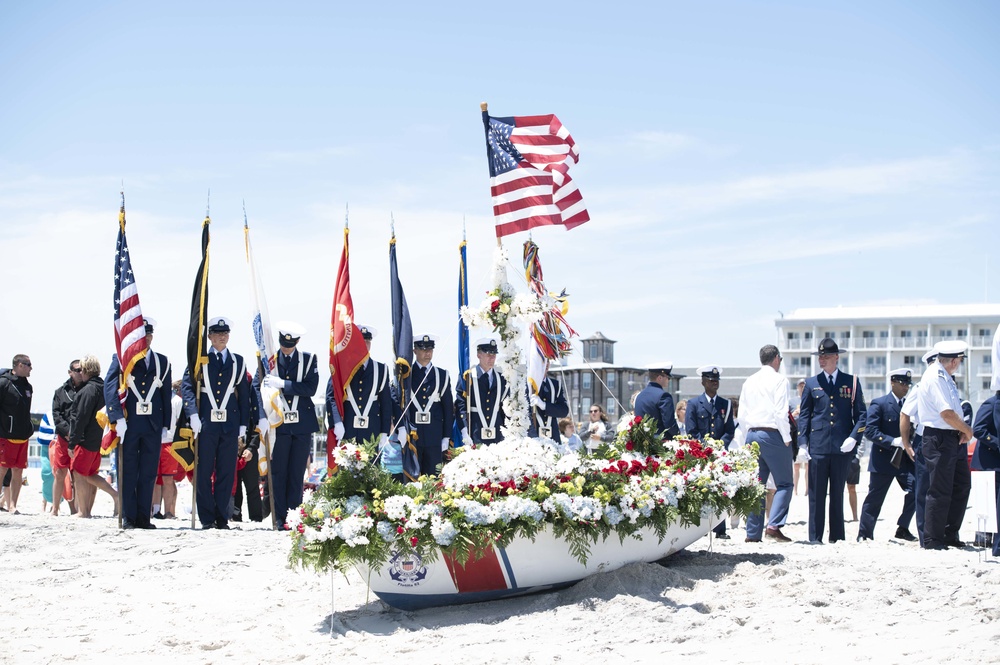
[207,316,232,333]
[921,349,938,364]
[143,316,157,334]
[276,321,305,348]
[413,334,437,350]
[646,362,673,375]
[358,325,377,340]
[932,340,967,358]
[811,338,843,355]
[697,365,721,380]
[476,337,498,354]
[888,368,913,384]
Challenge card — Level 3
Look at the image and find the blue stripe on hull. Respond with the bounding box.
[374,580,581,611]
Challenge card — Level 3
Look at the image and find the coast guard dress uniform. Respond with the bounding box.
[685,366,736,447]
[857,369,916,542]
[634,363,680,438]
[325,325,393,447]
[971,393,1000,557]
[104,316,172,529]
[527,373,569,443]
[401,335,454,475]
[456,338,509,445]
[798,338,867,544]
[262,323,319,528]
[181,316,251,530]
[900,349,939,546]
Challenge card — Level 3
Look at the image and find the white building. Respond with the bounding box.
[776,304,999,411]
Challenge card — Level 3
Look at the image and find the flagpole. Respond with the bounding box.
[117,189,126,530]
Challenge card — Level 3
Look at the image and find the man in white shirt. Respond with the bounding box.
[916,340,973,550]
[738,344,794,543]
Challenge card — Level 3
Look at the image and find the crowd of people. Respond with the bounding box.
[2,321,998,555]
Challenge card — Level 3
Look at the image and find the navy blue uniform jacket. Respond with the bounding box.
[685,394,735,446]
[864,392,914,475]
[104,352,173,433]
[271,350,320,435]
[972,395,1000,471]
[798,372,866,457]
[181,351,251,435]
[403,364,454,447]
[455,369,508,443]
[527,377,569,442]
[634,382,679,438]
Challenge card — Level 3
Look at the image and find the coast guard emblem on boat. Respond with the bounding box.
[388,551,427,587]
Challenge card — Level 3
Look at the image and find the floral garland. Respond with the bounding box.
[459,246,546,440]
[288,427,765,574]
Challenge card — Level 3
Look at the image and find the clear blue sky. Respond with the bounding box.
[2,1,998,402]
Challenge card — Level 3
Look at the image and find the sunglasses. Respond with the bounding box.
[71,367,83,373]
[19,361,32,368]
[590,409,600,413]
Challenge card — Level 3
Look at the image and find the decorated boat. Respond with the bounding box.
[357,511,721,611]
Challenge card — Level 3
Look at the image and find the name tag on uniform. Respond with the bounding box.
[136,403,152,415]
[211,409,227,423]
[415,412,431,425]
[539,426,552,439]
[283,410,299,424]
[354,416,369,429]
[481,427,496,441]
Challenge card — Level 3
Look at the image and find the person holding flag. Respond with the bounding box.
[325,326,393,449]
[456,338,508,446]
[105,316,172,529]
[526,360,568,443]
[400,334,453,475]
[261,322,319,529]
[181,316,252,530]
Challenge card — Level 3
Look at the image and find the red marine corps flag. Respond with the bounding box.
[328,218,369,470]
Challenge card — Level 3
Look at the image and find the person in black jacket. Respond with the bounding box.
[0,354,34,514]
[51,360,83,516]
[69,355,118,519]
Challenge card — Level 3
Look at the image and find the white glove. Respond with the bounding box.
[840,437,857,453]
[115,418,128,439]
[239,425,247,439]
[396,427,407,442]
[262,375,284,390]
[530,395,545,410]
[161,427,172,444]
[891,437,903,448]
[189,414,202,436]
[379,433,389,451]
[441,437,450,452]
[798,444,808,457]
[333,422,345,441]
[462,427,472,447]
[257,418,269,435]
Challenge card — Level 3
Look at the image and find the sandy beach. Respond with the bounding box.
[2,468,998,665]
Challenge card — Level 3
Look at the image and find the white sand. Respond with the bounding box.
[2,469,998,665]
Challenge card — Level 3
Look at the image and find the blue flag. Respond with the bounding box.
[390,230,419,480]
[452,238,470,447]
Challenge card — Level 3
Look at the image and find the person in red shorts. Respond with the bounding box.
[0,354,34,514]
[51,359,84,516]
[69,355,118,518]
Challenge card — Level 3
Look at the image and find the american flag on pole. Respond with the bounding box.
[113,192,148,406]
[482,107,590,238]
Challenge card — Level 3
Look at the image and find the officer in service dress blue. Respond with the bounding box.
[798,338,867,544]
[456,338,509,445]
[181,316,252,530]
[325,325,393,449]
[686,365,736,538]
[105,316,172,529]
[527,362,569,443]
[261,322,319,528]
[857,368,917,542]
[399,334,454,475]
[916,340,973,549]
[634,363,680,438]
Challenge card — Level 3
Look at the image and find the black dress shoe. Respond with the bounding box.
[122,520,136,530]
[894,527,917,542]
[857,535,872,542]
[922,540,948,550]
[231,513,243,523]
[137,522,157,530]
[201,523,216,530]
[215,521,231,530]
[715,533,731,540]
[945,538,966,548]
[152,511,165,520]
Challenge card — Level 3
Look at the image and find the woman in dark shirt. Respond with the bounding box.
[70,355,118,519]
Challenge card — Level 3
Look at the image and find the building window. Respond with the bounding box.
[606,397,616,416]
[900,330,912,338]
[957,329,967,338]
[862,331,875,339]
[979,328,991,337]
[573,374,579,389]
[581,397,591,417]
[582,374,592,389]
[984,379,992,390]
[917,330,928,338]
[879,330,888,338]
[842,331,851,339]
[956,380,964,391]
[871,381,885,394]
[903,355,916,365]
[589,345,599,360]
[941,330,953,337]
[804,331,813,339]
[787,332,798,340]
[822,331,834,339]
[607,373,616,389]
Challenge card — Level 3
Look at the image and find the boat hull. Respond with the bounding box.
[359,514,721,610]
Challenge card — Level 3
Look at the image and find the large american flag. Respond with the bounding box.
[113,194,148,405]
[482,111,590,238]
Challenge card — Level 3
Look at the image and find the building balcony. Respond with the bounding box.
[856,338,889,349]
[858,365,888,377]
[782,338,814,351]
[890,337,930,349]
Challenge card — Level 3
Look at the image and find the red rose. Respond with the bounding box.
[625,442,635,451]
[410,536,419,547]
[397,526,405,534]
[676,450,685,460]
[723,464,732,473]
[490,300,501,312]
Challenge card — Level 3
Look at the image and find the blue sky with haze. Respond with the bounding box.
[2,1,997,401]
